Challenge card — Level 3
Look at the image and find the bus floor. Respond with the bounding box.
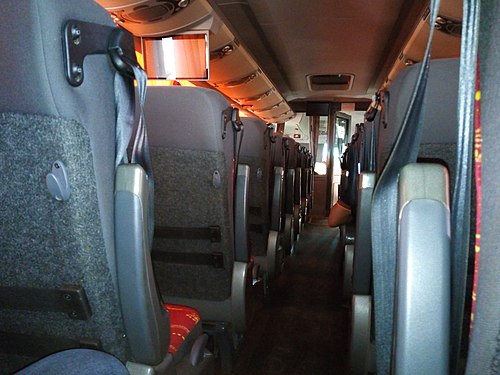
[218,219,349,374]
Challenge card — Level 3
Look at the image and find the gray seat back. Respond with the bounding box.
[271,132,286,170]
[353,60,459,298]
[0,0,130,371]
[377,58,459,179]
[145,86,236,302]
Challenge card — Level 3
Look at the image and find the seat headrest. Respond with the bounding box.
[240,117,269,158]
[387,58,460,144]
[145,86,232,152]
[0,0,116,122]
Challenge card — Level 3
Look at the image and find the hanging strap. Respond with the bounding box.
[112,53,154,246]
[114,73,135,167]
[263,124,273,150]
[370,0,440,373]
[112,52,150,171]
[468,58,481,354]
[449,0,480,373]
[129,61,151,175]
[465,1,500,373]
[232,109,244,177]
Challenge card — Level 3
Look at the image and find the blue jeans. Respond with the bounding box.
[15,349,129,375]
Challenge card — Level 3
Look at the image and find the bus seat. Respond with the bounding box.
[144,86,254,347]
[377,58,459,177]
[239,118,281,297]
[337,124,364,300]
[0,0,130,371]
[348,58,460,374]
[369,57,459,373]
[115,165,214,373]
[0,1,213,374]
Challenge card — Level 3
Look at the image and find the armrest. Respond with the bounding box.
[115,164,169,365]
[294,167,302,205]
[234,164,250,262]
[270,166,284,232]
[285,169,295,215]
[394,163,450,374]
[352,172,376,295]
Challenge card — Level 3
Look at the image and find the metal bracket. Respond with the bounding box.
[222,107,242,139]
[63,20,135,86]
[0,284,92,320]
[59,285,93,320]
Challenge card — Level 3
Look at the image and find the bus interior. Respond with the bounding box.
[0,0,498,374]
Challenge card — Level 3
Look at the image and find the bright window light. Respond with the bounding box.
[322,143,328,162]
[315,162,327,175]
[162,37,176,80]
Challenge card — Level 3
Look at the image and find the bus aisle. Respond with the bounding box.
[225,220,348,374]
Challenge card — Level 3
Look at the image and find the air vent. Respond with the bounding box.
[307,74,354,91]
[111,0,192,24]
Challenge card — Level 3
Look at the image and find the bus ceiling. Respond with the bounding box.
[95,0,462,122]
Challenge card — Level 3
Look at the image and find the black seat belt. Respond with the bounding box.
[465,1,500,373]
[112,51,154,246]
[450,0,480,373]
[370,0,440,373]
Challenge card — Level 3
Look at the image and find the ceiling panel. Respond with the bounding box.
[214,0,410,102]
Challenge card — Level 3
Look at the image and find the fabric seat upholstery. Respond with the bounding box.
[0,2,129,372]
[164,304,202,357]
[0,2,213,374]
[239,118,281,284]
[144,86,251,337]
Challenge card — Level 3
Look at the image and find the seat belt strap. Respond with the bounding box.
[113,54,154,246]
[469,62,481,337]
[465,2,500,373]
[114,73,135,167]
[449,1,480,373]
[466,60,481,371]
[370,0,440,373]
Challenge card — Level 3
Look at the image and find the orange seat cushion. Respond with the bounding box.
[164,303,201,354]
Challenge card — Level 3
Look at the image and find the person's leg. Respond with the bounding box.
[328,199,352,227]
[16,349,129,375]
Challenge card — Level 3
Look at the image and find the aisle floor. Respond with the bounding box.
[223,220,348,374]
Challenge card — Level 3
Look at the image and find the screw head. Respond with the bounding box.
[71,25,81,45]
[72,63,83,83]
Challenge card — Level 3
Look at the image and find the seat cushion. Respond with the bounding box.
[164,304,201,355]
